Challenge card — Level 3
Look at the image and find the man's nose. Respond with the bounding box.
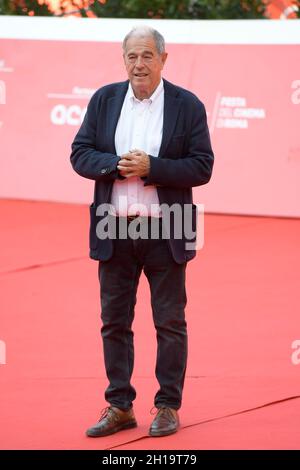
[135,56,144,67]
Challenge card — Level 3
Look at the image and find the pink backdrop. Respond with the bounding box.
[1,30,300,216]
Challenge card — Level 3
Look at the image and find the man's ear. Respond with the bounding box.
[161,52,168,68]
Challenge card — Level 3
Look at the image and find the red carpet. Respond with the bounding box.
[0,199,300,449]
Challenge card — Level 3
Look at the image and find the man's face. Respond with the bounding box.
[123,35,167,100]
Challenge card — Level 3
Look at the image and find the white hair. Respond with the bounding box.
[123,26,165,54]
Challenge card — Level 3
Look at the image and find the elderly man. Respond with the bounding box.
[70,26,214,438]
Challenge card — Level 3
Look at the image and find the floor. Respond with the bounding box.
[0,199,300,450]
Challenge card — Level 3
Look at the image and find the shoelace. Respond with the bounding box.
[150,406,173,418]
[98,406,119,423]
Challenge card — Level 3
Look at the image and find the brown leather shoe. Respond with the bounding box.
[86,406,137,437]
[149,407,179,437]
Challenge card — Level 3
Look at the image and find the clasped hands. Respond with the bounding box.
[117,149,150,178]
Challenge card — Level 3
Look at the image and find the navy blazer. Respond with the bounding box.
[70,78,214,264]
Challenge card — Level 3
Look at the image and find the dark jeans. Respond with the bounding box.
[98,218,187,411]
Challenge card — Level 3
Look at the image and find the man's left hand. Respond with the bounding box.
[117,149,150,178]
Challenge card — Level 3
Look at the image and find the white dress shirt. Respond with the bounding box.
[111,79,164,217]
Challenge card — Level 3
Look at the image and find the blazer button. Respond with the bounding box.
[101,168,107,174]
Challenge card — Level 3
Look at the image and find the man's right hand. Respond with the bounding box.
[117,150,150,178]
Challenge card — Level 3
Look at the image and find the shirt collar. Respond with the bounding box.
[128,79,164,108]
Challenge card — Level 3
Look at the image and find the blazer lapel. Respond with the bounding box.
[159,79,182,158]
[106,81,129,153]
[105,79,182,157]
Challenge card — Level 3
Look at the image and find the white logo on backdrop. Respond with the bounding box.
[210,93,266,132]
[291,80,300,105]
[48,86,92,126]
[0,80,6,105]
[50,104,87,126]
[0,59,14,73]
